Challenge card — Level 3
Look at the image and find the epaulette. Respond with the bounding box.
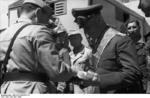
[116,32,126,36]
[110,27,126,37]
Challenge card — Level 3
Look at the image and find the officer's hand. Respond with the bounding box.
[77,71,100,87]
[57,82,66,93]
[77,70,98,81]
[71,63,84,75]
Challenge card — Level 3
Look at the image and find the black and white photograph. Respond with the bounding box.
[0,0,150,97]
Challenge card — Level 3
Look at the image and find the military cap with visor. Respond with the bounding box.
[72,4,103,18]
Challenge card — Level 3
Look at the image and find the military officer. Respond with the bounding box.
[71,4,142,93]
[0,0,78,94]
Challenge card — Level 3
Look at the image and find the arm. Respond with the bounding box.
[78,36,142,91]
[98,36,142,90]
[34,26,75,82]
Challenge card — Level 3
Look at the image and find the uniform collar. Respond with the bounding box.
[17,16,33,23]
[69,47,85,58]
[69,47,85,65]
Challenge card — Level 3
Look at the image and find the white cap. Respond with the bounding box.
[23,0,47,8]
[68,30,81,36]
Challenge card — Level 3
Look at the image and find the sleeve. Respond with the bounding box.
[76,48,92,63]
[97,36,142,90]
[33,26,74,82]
[145,40,150,55]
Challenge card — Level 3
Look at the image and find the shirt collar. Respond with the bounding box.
[69,47,85,57]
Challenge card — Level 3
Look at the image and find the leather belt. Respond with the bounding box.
[3,72,49,83]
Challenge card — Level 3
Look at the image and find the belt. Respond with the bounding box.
[3,72,49,83]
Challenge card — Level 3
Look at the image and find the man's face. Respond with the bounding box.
[127,22,139,35]
[138,0,150,17]
[69,35,82,48]
[127,22,141,42]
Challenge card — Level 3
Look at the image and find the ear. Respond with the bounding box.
[34,8,40,16]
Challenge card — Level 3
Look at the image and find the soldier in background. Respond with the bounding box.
[144,33,150,93]
[50,17,72,93]
[126,20,146,93]
[68,32,97,94]
[138,0,150,93]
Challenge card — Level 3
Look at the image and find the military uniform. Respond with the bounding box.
[0,15,74,95]
[94,28,142,93]
[135,42,147,92]
[145,39,150,93]
[72,4,142,93]
[69,46,95,93]
[138,0,150,93]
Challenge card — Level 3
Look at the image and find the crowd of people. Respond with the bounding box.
[1,0,150,94]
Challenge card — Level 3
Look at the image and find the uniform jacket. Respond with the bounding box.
[93,28,142,93]
[135,42,147,92]
[0,17,74,94]
[136,42,146,70]
[69,46,92,70]
[69,47,96,93]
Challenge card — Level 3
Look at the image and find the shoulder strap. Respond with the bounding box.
[1,23,31,80]
[93,28,118,68]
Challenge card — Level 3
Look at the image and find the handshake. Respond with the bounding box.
[58,47,99,86]
[71,65,99,87]
[76,70,98,82]
[68,70,99,88]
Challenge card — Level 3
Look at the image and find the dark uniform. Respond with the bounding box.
[138,0,150,93]
[96,33,142,93]
[136,42,147,92]
[72,4,142,93]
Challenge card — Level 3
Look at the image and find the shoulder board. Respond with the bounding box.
[110,27,126,37]
[116,32,126,36]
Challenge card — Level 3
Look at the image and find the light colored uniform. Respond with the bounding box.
[69,46,95,93]
[0,17,74,94]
